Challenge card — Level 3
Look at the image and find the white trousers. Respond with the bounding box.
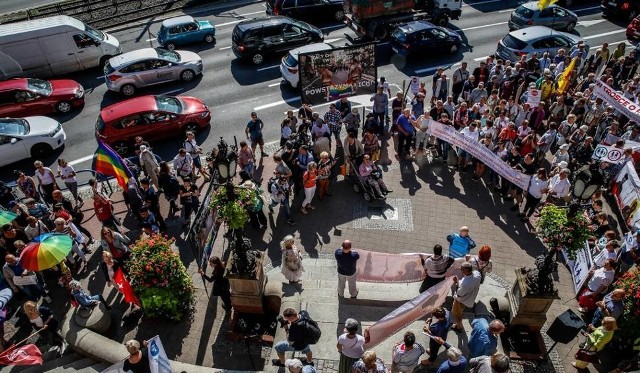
[338,273,357,297]
[302,186,316,207]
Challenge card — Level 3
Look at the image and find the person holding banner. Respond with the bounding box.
[451,262,481,332]
[123,339,151,373]
[396,109,417,160]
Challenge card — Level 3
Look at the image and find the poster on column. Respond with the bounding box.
[428,120,532,190]
[298,42,377,105]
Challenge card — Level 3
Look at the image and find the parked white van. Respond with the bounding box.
[0,15,121,77]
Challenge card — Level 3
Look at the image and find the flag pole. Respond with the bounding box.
[0,329,43,358]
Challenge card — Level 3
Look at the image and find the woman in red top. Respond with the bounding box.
[100,227,131,261]
[301,162,318,215]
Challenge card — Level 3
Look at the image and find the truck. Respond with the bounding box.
[343,0,463,40]
[0,15,121,78]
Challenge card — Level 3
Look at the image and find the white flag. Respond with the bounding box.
[148,336,172,373]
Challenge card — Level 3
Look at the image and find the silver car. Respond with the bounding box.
[104,48,203,96]
[509,2,578,31]
[496,26,588,62]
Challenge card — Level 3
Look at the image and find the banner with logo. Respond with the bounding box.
[594,80,640,123]
[429,120,531,190]
[562,241,593,294]
[592,144,626,164]
[527,88,542,107]
[148,336,172,373]
[298,42,377,105]
[612,161,640,230]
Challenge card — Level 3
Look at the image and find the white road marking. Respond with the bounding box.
[164,88,184,95]
[324,38,343,43]
[577,19,606,27]
[321,24,346,31]
[219,46,232,50]
[591,40,631,51]
[257,65,280,71]
[583,29,626,40]
[462,0,502,7]
[254,97,299,111]
[217,19,244,27]
[574,5,602,12]
[474,55,490,61]
[268,81,283,87]
[457,21,508,32]
[498,8,515,13]
[415,66,442,74]
[145,38,155,42]
[378,42,390,46]
[69,154,94,166]
[96,76,105,80]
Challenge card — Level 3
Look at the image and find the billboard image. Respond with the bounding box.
[298,42,376,105]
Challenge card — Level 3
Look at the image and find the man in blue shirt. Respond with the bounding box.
[468,318,505,359]
[335,240,360,298]
[396,108,417,160]
[423,306,452,364]
[428,336,467,373]
[446,226,476,259]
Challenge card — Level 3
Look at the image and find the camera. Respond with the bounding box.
[276,315,288,328]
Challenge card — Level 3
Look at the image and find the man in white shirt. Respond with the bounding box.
[547,169,571,204]
[451,262,481,332]
[457,122,479,171]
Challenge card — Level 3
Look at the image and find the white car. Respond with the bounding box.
[281,43,334,89]
[0,117,66,166]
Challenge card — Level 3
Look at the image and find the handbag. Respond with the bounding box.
[575,348,599,363]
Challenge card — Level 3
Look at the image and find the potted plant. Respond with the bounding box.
[614,268,640,339]
[128,235,195,321]
[535,204,591,260]
[208,185,259,230]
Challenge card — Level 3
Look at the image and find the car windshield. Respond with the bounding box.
[515,6,534,18]
[502,34,528,50]
[293,20,313,31]
[392,29,407,42]
[84,24,104,41]
[0,119,29,135]
[26,78,52,96]
[155,96,183,114]
[156,48,180,62]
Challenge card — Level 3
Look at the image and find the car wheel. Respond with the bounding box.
[565,21,576,32]
[99,55,112,69]
[205,34,215,43]
[30,143,53,159]
[182,123,199,133]
[121,84,136,96]
[112,141,130,156]
[334,9,345,21]
[363,192,373,202]
[166,42,176,51]
[373,25,389,41]
[434,15,449,27]
[56,101,72,113]
[450,44,459,54]
[181,69,196,82]
[252,53,264,65]
[353,183,361,193]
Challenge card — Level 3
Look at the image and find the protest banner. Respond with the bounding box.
[429,121,531,190]
[527,88,542,107]
[148,335,172,373]
[355,250,425,283]
[592,144,625,164]
[562,241,593,294]
[612,161,640,230]
[298,43,376,105]
[594,80,640,123]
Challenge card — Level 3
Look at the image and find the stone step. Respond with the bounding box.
[15,352,82,373]
[75,362,112,373]
[45,357,96,372]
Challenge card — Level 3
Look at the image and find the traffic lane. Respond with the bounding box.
[2,0,59,13]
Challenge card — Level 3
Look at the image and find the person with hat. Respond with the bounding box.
[179,177,200,228]
[343,107,361,137]
[411,92,425,117]
[70,280,111,310]
[337,318,365,373]
[547,168,571,205]
[451,261,481,332]
[138,145,160,189]
[285,358,316,373]
[552,143,571,169]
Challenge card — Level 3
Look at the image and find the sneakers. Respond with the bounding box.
[350,290,359,299]
[287,219,296,226]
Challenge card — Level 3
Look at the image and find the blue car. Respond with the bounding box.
[157,15,216,51]
[390,21,462,58]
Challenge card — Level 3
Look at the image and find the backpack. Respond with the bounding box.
[300,312,321,345]
[267,177,278,194]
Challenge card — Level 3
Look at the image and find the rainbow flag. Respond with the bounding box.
[329,84,353,100]
[537,0,557,10]
[556,57,577,94]
[92,140,133,189]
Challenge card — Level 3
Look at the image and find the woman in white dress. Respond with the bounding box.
[280,235,304,284]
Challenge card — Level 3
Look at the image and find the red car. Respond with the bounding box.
[0,78,84,117]
[96,95,211,155]
[628,15,640,40]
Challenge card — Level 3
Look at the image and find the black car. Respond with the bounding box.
[266,0,345,23]
[232,16,324,65]
[601,0,640,20]
[390,21,462,58]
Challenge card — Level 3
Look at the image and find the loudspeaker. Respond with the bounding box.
[546,309,586,344]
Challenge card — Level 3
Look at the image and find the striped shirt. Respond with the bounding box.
[392,342,425,370]
[423,255,452,279]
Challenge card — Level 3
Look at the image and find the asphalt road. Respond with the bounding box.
[3,0,60,13]
[0,0,629,180]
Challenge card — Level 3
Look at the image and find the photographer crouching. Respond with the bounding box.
[272,307,321,367]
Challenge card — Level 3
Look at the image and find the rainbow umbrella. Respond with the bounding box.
[0,210,17,226]
[19,233,73,271]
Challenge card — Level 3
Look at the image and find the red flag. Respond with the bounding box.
[114,268,141,307]
[0,344,43,365]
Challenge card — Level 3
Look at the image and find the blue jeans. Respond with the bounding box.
[591,307,605,328]
[242,163,255,176]
[274,341,311,354]
[269,198,291,219]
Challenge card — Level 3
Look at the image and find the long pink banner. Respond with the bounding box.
[355,250,426,283]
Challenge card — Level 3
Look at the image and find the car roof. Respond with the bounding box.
[519,2,558,11]
[289,43,333,57]
[162,15,196,28]
[507,25,561,41]
[100,96,159,123]
[236,16,293,31]
[0,78,28,91]
[398,20,436,34]
[108,48,159,69]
